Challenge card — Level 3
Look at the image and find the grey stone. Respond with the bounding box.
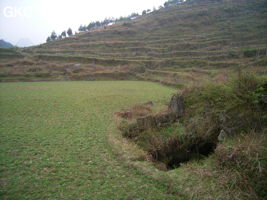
[169,94,185,118]
[218,129,227,141]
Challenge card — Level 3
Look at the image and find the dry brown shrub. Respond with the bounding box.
[114,104,152,120]
[215,133,267,199]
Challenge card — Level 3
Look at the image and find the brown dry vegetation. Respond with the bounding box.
[114,103,154,120]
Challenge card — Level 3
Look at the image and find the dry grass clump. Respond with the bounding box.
[214,133,267,199]
[114,103,153,120]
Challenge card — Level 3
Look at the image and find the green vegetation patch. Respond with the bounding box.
[0,81,177,200]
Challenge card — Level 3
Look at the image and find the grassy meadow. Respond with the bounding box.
[0,81,177,200]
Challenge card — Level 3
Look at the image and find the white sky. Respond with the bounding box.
[0,0,166,46]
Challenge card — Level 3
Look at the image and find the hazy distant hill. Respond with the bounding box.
[0,0,266,82]
[0,39,13,48]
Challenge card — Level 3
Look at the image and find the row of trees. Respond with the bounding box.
[46,9,154,43]
[78,1,185,33]
[46,1,187,43]
[78,12,141,32]
[75,1,187,35]
[46,12,140,43]
[164,0,185,7]
[46,28,73,42]
[78,18,115,32]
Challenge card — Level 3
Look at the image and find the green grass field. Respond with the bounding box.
[0,81,177,200]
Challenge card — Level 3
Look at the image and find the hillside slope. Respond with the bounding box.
[0,0,266,82]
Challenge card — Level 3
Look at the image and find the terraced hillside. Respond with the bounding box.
[0,0,266,84]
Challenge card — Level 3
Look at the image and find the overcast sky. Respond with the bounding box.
[0,0,166,46]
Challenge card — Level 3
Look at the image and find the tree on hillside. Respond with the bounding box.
[130,13,139,18]
[117,16,127,21]
[101,18,111,26]
[87,22,95,30]
[46,36,51,43]
[142,10,147,15]
[78,25,87,32]
[67,28,73,36]
[78,25,83,32]
[164,0,184,7]
[61,31,66,38]
[50,31,57,41]
[58,35,62,39]
[95,21,101,27]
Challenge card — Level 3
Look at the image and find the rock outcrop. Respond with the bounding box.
[169,94,185,118]
[119,93,185,137]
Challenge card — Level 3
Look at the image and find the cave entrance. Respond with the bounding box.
[151,138,218,170]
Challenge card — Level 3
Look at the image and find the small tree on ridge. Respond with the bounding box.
[67,28,73,36]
